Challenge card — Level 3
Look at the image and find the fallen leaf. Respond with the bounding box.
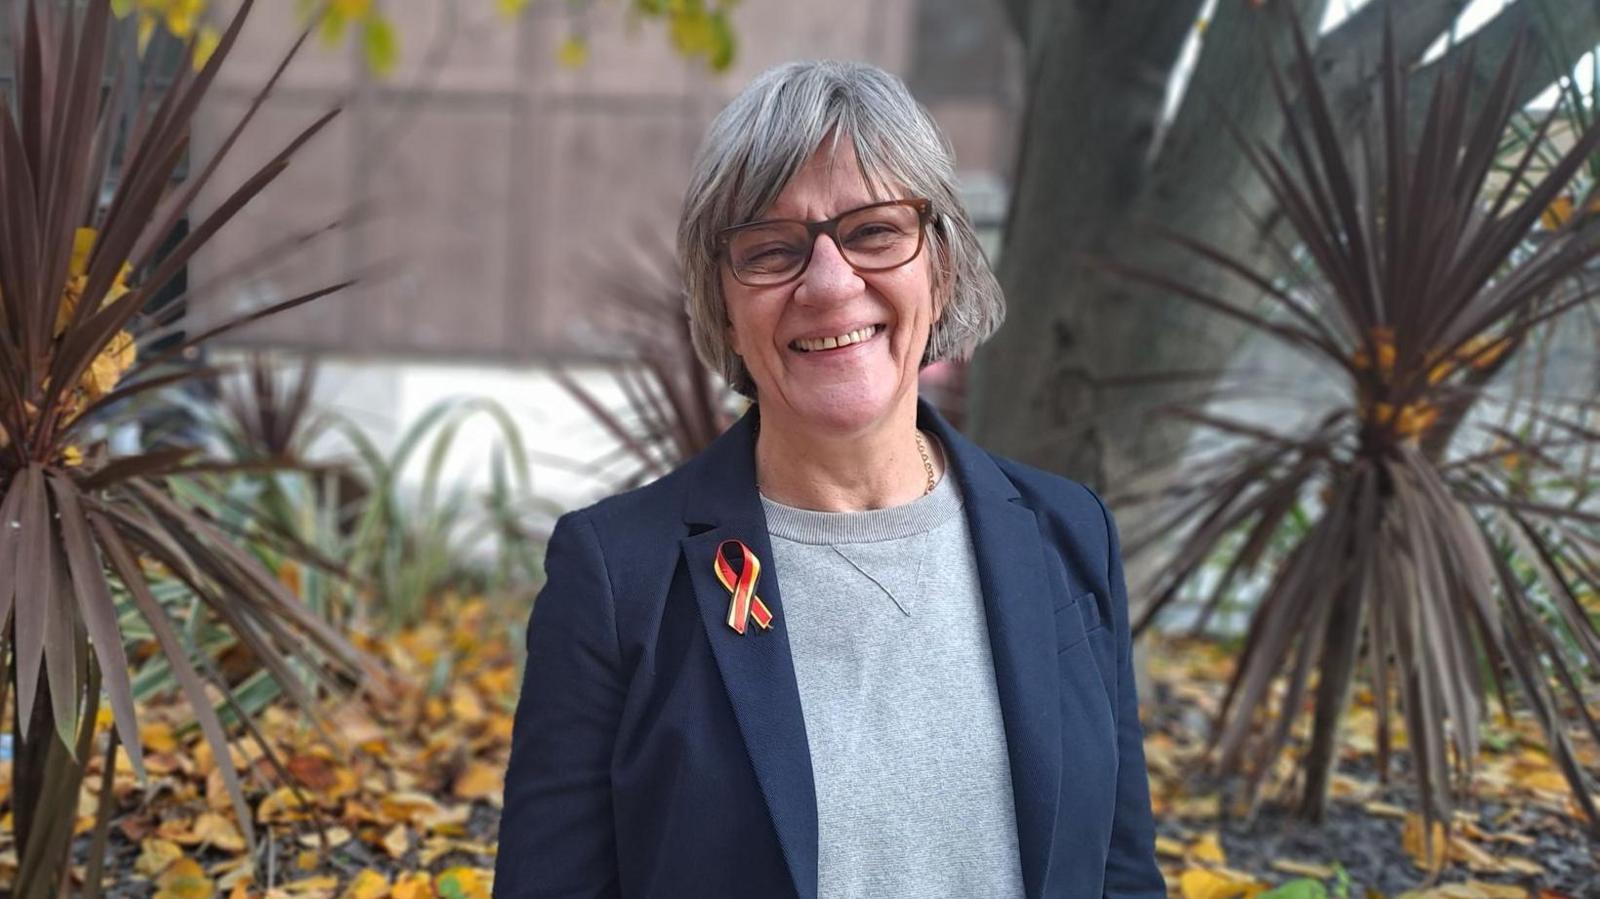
[392,872,435,899]
[382,823,411,860]
[452,761,502,801]
[339,869,390,899]
[1189,831,1226,865]
[136,838,185,878]
[1178,867,1262,899]
[153,857,214,899]
[434,867,492,899]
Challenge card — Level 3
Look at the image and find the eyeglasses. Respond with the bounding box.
[715,198,934,287]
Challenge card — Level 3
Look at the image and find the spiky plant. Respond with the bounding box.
[0,3,378,896]
[1103,15,1600,843]
[557,236,740,489]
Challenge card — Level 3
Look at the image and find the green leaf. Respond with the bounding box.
[111,0,136,17]
[1259,879,1328,899]
[363,15,399,76]
[437,873,469,899]
[707,9,735,70]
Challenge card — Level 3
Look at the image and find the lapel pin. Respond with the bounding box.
[714,538,774,634]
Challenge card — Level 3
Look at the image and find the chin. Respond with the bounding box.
[784,382,906,435]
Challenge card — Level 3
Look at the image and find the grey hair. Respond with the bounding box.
[677,59,1005,399]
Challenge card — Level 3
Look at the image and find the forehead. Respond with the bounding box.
[754,137,903,221]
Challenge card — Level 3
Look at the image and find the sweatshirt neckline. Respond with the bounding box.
[758,434,963,545]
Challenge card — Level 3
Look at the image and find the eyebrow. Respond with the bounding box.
[749,198,885,224]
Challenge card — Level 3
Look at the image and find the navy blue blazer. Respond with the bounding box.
[494,396,1165,898]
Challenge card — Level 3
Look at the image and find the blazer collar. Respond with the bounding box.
[680,396,1063,899]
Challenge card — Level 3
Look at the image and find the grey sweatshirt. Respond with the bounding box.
[758,444,1025,899]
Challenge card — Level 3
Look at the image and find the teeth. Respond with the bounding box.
[793,325,878,353]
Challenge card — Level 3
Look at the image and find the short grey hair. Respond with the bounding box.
[678,60,1005,399]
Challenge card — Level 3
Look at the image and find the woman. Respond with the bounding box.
[495,60,1164,899]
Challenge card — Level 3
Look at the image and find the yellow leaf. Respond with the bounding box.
[392,872,435,899]
[138,13,158,53]
[1189,831,1226,865]
[137,837,185,878]
[339,869,390,899]
[154,857,215,899]
[557,35,588,69]
[433,868,490,899]
[70,228,98,279]
[142,720,178,753]
[452,761,502,801]
[1542,194,1574,230]
[260,787,315,823]
[192,811,247,853]
[282,874,341,894]
[1401,813,1447,875]
[1178,868,1260,899]
[496,0,532,17]
[193,24,221,70]
[382,822,411,860]
[450,683,486,725]
[1517,768,1567,793]
[363,15,399,76]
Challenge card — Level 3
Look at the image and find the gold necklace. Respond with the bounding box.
[914,429,936,496]
[753,422,938,497]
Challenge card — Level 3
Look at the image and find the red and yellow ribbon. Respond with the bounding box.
[715,538,773,634]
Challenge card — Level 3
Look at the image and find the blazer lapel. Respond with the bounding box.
[681,406,819,899]
[920,398,1063,899]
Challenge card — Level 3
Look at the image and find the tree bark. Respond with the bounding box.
[970,0,1600,501]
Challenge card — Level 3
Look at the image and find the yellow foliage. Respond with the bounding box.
[136,837,185,878]
[391,872,435,899]
[1178,867,1264,899]
[153,857,215,899]
[557,35,589,69]
[338,869,390,899]
[1188,831,1226,865]
[434,868,491,899]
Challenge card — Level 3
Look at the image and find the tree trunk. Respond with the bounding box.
[971,0,1600,504]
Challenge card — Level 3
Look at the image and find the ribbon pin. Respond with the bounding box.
[714,538,774,634]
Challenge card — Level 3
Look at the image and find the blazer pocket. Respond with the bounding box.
[1054,589,1105,653]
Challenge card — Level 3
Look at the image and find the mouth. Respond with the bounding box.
[788,323,885,354]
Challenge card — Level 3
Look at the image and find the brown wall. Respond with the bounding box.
[192,0,1017,363]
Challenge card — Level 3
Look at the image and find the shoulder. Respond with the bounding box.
[985,452,1116,555]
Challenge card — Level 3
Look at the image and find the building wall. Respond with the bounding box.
[191,0,1015,364]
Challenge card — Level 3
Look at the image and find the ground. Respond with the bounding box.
[3,600,1596,898]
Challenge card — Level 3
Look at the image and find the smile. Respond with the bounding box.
[789,324,885,353]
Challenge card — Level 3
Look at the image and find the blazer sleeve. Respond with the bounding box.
[1088,487,1167,898]
[494,509,624,899]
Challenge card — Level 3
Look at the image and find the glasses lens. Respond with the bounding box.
[726,222,810,285]
[837,203,923,270]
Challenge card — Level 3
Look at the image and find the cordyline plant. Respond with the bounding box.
[1101,16,1600,843]
[557,236,739,489]
[0,2,380,896]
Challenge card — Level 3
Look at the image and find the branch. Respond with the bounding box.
[1409,0,1600,116]
[1314,0,1470,120]
[999,0,1030,42]
[1154,0,1330,178]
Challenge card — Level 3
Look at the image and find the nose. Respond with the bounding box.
[793,231,861,304]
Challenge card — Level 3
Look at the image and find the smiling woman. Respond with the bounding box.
[494,60,1165,899]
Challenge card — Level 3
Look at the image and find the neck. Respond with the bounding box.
[753,399,942,512]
